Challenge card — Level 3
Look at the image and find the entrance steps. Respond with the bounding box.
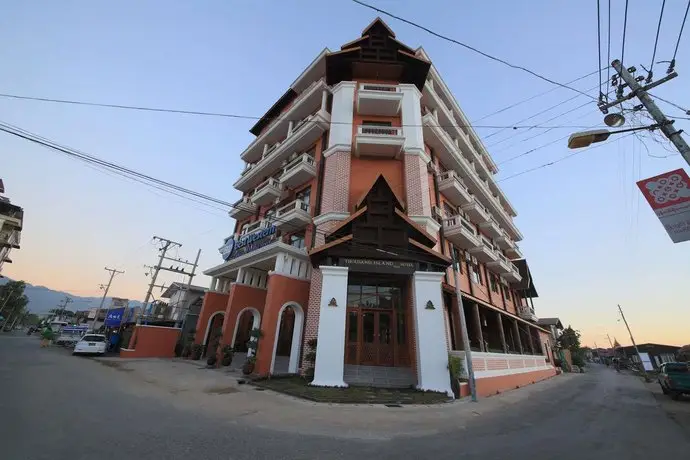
[344,364,417,388]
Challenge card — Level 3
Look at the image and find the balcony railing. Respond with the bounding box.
[358,125,403,137]
[277,198,310,216]
[283,152,315,174]
[360,83,399,92]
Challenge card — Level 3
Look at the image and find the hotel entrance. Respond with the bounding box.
[345,277,410,367]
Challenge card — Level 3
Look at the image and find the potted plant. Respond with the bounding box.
[206,353,217,366]
[191,343,203,360]
[242,355,257,375]
[448,353,464,399]
[303,338,317,381]
[221,345,234,367]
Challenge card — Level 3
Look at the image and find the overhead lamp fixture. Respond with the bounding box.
[604,113,626,127]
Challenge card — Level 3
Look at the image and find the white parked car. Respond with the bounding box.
[73,334,107,356]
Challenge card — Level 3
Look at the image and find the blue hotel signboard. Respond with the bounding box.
[219,225,277,261]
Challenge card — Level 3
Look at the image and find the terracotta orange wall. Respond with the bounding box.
[255,274,310,375]
[349,157,405,211]
[195,292,229,345]
[475,368,556,398]
[120,326,180,358]
[221,283,268,346]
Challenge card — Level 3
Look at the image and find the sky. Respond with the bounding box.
[1,0,689,348]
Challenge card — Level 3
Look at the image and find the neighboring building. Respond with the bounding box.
[537,317,563,343]
[160,282,206,322]
[195,18,555,396]
[0,179,24,276]
[618,343,681,371]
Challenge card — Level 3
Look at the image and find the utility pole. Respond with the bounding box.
[56,296,73,322]
[451,251,477,402]
[177,248,201,330]
[602,60,690,165]
[138,236,182,325]
[606,333,614,349]
[617,304,648,380]
[91,267,125,332]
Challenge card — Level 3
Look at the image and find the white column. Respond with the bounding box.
[399,84,425,157]
[209,277,218,291]
[287,120,294,137]
[412,271,453,396]
[321,89,328,111]
[325,81,356,155]
[311,266,349,387]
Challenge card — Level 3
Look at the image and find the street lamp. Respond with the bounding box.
[567,124,662,149]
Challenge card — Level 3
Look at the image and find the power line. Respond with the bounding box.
[648,92,690,116]
[606,0,612,99]
[472,69,602,122]
[597,0,604,101]
[497,133,635,183]
[350,0,597,100]
[621,0,630,64]
[648,0,666,82]
[0,92,595,131]
[670,0,690,70]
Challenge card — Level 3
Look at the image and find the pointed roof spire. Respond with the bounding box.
[361,17,396,38]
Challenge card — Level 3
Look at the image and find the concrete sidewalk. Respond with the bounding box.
[96,357,576,439]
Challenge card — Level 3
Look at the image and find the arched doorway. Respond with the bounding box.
[231,307,261,354]
[203,312,224,358]
[270,303,304,374]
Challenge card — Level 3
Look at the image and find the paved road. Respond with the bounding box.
[1,335,688,459]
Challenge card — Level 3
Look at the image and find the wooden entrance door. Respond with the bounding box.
[348,310,395,366]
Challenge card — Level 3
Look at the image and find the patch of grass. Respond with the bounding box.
[253,376,450,404]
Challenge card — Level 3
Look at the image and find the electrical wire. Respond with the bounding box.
[350,0,597,100]
[647,92,690,115]
[606,0,612,99]
[472,69,603,122]
[496,133,636,183]
[649,0,666,80]
[0,92,594,131]
[597,0,604,101]
[672,0,690,63]
[621,0,630,64]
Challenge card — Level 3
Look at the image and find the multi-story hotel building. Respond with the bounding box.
[196,19,556,397]
[0,180,23,275]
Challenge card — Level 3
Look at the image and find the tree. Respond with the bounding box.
[558,326,585,367]
[0,281,28,329]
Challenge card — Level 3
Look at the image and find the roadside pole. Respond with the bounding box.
[451,250,477,402]
[177,248,201,332]
[91,267,125,332]
[617,304,649,381]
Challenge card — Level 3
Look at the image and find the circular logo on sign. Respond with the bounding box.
[219,237,236,260]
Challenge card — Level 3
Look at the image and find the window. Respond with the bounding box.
[289,233,305,249]
[451,246,462,273]
[502,286,510,301]
[490,275,499,293]
[264,207,276,222]
[471,262,482,285]
[443,202,457,217]
[362,120,392,127]
[296,187,311,207]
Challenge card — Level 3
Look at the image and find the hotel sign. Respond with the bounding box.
[341,258,416,274]
[637,169,690,243]
[219,225,277,261]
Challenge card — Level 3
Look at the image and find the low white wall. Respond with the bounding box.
[450,350,553,379]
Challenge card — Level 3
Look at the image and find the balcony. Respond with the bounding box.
[357,83,403,116]
[240,79,329,163]
[479,214,502,239]
[234,109,330,192]
[442,215,480,249]
[496,230,522,259]
[469,234,499,263]
[0,202,23,230]
[228,196,257,221]
[517,304,537,322]
[280,153,316,189]
[437,170,472,206]
[251,178,282,206]
[0,230,20,249]
[354,125,405,158]
[274,199,311,230]
[505,261,522,283]
[461,197,490,223]
[487,252,511,275]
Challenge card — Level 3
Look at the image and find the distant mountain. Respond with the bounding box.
[0,278,142,316]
